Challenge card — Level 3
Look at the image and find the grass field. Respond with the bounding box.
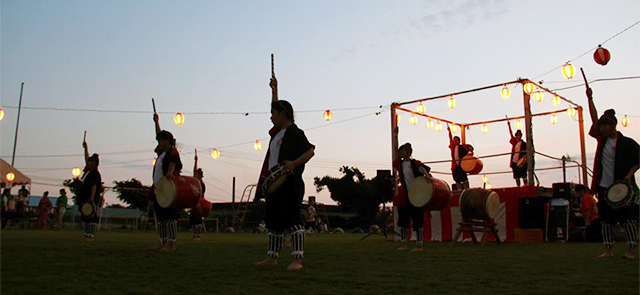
[1,230,638,295]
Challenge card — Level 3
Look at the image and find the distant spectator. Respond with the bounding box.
[307,204,318,233]
[37,191,53,229]
[55,189,68,230]
[576,185,601,241]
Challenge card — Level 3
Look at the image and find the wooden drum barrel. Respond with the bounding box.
[459,188,500,220]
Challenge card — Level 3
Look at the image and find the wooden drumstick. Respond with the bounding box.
[152,98,157,114]
[580,67,589,89]
[271,53,275,77]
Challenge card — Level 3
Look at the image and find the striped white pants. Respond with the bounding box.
[400,227,424,245]
[83,222,97,238]
[267,224,305,259]
[159,220,178,245]
[601,220,639,249]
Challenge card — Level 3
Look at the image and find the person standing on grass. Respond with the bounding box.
[79,140,103,241]
[190,152,206,241]
[55,189,68,230]
[254,69,315,271]
[586,87,639,259]
[150,113,183,252]
[392,143,432,252]
[37,191,53,229]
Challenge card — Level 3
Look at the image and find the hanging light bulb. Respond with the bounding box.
[562,62,575,80]
[523,81,535,95]
[409,114,418,125]
[552,95,561,106]
[452,125,459,133]
[481,124,489,133]
[0,108,4,121]
[323,110,333,121]
[396,114,401,125]
[211,148,220,159]
[447,96,457,109]
[152,158,157,166]
[72,167,82,178]
[427,119,434,129]
[501,85,511,100]
[514,120,522,130]
[174,112,185,126]
[550,114,558,124]
[254,140,262,151]
[566,107,576,118]
[435,121,443,131]
[533,91,544,103]
[482,175,488,183]
[417,103,426,114]
[622,115,629,127]
[485,183,492,190]
[5,171,15,182]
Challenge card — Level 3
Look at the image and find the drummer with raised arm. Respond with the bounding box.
[507,120,528,187]
[190,151,206,241]
[254,59,315,270]
[79,139,102,242]
[586,87,639,259]
[393,143,432,251]
[151,110,183,251]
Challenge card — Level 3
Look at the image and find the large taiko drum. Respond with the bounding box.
[261,164,288,196]
[408,177,451,211]
[459,188,500,220]
[606,181,638,209]
[81,202,97,219]
[193,198,212,217]
[461,155,483,175]
[156,176,202,209]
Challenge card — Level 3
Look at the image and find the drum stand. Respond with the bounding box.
[360,208,399,242]
[451,218,501,245]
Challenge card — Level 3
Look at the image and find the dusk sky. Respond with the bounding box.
[1,0,639,206]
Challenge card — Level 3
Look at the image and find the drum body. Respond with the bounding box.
[156,176,202,209]
[459,188,500,220]
[606,181,637,209]
[261,165,288,196]
[408,177,451,211]
[81,202,97,219]
[461,155,483,175]
[195,198,212,217]
[516,157,526,168]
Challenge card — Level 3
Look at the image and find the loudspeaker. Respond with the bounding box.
[519,198,546,229]
[552,182,574,200]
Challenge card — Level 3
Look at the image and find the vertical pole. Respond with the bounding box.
[522,82,535,185]
[461,124,466,145]
[11,82,25,167]
[391,104,399,241]
[562,156,567,183]
[232,177,236,206]
[577,107,589,187]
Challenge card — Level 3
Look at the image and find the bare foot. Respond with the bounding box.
[287,259,303,270]
[254,258,278,266]
[622,251,637,259]
[160,244,176,252]
[411,246,424,252]
[397,244,408,251]
[597,250,614,258]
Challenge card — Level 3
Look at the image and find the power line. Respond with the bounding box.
[550,76,640,92]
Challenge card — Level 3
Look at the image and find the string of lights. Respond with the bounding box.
[532,20,640,80]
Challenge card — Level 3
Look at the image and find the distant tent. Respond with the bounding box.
[1,158,31,187]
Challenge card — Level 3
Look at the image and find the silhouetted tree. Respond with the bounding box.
[112,178,148,210]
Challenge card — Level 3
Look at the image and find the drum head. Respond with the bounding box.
[485,191,500,219]
[408,177,433,208]
[267,175,287,194]
[607,183,629,203]
[156,177,177,208]
[460,155,476,172]
[81,203,94,215]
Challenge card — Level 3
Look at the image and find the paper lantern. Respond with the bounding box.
[550,114,558,124]
[409,115,418,125]
[452,125,459,133]
[323,110,332,121]
[481,124,489,133]
[562,62,575,80]
[254,140,262,151]
[174,112,185,126]
[427,119,434,129]
[447,97,457,109]
[514,120,522,130]
[566,107,576,118]
[396,114,401,125]
[0,108,4,121]
[501,86,511,100]
[435,122,443,131]
[552,95,561,106]
[417,103,425,114]
[5,172,15,182]
[211,148,220,159]
[485,183,492,190]
[152,158,157,166]
[72,167,82,178]
[621,115,629,127]
[594,45,611,66]
[523,82,535,95]
[482,175,488,183]
[533,91,544,103]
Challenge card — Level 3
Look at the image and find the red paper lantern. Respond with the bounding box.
[593,45,611,66]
